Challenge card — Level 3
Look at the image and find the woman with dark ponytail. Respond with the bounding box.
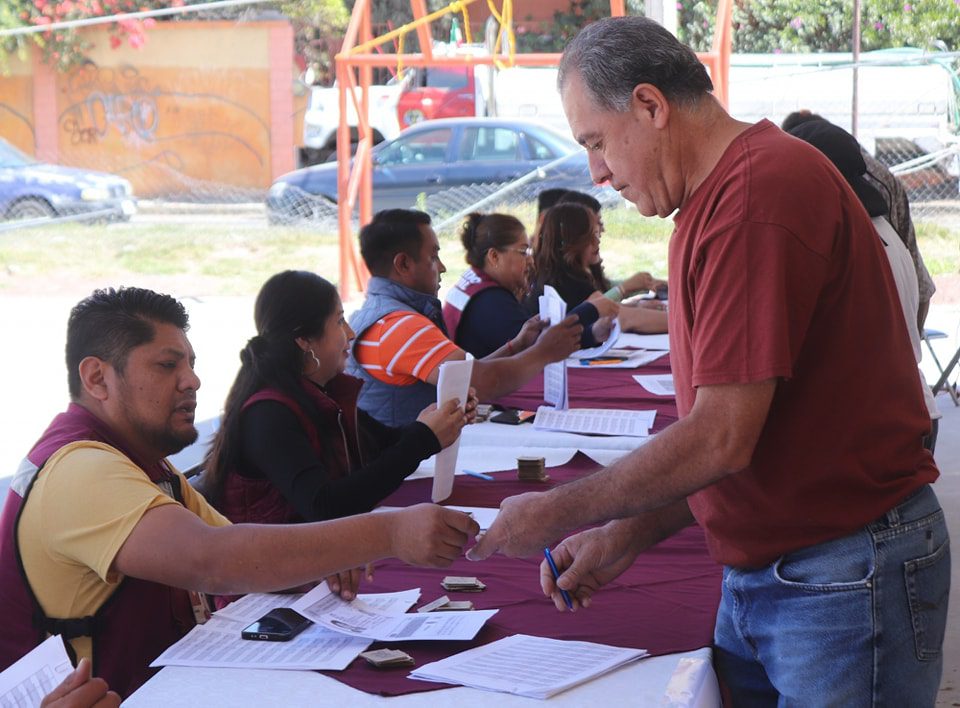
[443,212,610,358]
[203,271,470,532]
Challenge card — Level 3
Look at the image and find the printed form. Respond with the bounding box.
[0,635,73,707]
[291,583,496,641]
[410,634,648,699]
[533,406,656,437]
[150,588,421,671]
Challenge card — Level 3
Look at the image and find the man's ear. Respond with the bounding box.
[78,356,110,402]
[393,250,413,277]
[632,83,670,128]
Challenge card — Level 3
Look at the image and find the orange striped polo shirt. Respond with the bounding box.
[354,311,460,386]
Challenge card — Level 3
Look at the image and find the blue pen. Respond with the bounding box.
[462,469,494,481]
[543,547,574,610]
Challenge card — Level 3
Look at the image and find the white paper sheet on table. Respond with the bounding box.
[0,635,73,706]
[411,446,579,478]
[633,374,675,396]
[615,332,670,351]
[150,614,373,671]
[291,583,496,641]
[539,285,569,409]
[409,634,648,699]
[533,406,655,437]
[567,348,667,369]
[151,588,423,671]
[575,319,621,359]
[432,356,474,502]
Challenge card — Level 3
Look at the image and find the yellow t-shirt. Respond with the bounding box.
[18,441,230,662]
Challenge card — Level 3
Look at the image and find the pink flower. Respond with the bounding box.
[874,21,885,30]
[676,2,682,8]
[109,34,122,48]
[903,2,912,10]
[790,17,803,29]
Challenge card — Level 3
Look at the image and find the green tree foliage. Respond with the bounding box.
[677,0,960,53]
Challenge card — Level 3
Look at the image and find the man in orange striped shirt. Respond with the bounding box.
[347,209,582,426]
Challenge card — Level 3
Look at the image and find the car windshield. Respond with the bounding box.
[0,140,35,168]
[524,124,582,157]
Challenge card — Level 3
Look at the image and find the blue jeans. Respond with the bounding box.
[714,485,951,707]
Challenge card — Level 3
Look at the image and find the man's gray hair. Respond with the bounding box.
[558,16,713,111]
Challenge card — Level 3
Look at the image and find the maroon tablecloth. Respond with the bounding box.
[321,451,721,697]
[496,353,677,433]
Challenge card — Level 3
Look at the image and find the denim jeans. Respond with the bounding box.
[714,485,951,707]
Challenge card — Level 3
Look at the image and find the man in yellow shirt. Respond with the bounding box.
[0,287,478,698]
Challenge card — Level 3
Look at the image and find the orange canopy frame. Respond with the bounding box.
[333,0,732,301]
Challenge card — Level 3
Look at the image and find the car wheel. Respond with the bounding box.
[6,197,55,220]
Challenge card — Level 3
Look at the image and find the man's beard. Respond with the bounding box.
[142,420,199,458]
[121,399,199,458]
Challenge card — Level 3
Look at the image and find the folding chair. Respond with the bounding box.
[922,329,960,406]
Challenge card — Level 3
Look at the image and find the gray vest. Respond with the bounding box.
[348,277,446,427]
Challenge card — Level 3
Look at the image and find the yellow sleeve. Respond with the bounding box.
[171,468,231,528]
[37,443,223,583]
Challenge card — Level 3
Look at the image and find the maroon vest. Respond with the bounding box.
[442,267,502,342]
[218,374,367,526]
[0,404,197,698]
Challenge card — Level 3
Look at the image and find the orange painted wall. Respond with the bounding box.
[0,57,36,155]
[0,20,295,198]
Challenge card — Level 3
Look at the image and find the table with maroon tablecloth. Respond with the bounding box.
[317,357,721,698]
[497,353,677,433]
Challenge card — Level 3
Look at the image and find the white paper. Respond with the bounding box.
[291,584,496,641]
[0,635,74,707]
[411,446,578,478]
[567,349,667,369]
[539,285,569,410]
[213,588,421,624]
[409,633,648,699]
[575,319,622,359]
[433,356,475,502]
[533,406,655,437]
[633,374,676,396]
[615,332,670,351]
[378,505,499,531]
[151,588,424,671]
[150,614,372,671]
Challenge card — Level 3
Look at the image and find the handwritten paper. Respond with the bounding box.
[433,356,474,502]
[533,406,656,437]
[539,285,569,409]
[0,635,73,707]
[409,634,648,699]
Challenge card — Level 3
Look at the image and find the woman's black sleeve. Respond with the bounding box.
[239,400,440,521]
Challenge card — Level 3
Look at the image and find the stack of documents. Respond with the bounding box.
[533,406,656,437]
[409,634,648,699]
[151,583,497,672]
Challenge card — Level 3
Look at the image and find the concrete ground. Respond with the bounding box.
[0,296,958,702]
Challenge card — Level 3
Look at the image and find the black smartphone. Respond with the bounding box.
[654,284,669,301]
[241,607,313,642]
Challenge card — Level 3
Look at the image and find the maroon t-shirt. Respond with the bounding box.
[671,120,937,568]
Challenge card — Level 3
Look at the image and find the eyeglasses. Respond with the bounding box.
[506,246,533,256]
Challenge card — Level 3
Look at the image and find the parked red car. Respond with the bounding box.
[397,66,477,129]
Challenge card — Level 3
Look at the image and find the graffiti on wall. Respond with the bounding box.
[60,64,159,146]
[56,62,273,195]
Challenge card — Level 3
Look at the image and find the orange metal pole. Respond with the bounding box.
[410,0,434,61]
[359,2,374,240]
[609,0,626,17]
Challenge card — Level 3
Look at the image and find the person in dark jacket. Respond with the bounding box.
[203,271,471,536]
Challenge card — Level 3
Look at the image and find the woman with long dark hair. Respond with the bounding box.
[203,271,469,530]
[531,203,667,333]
